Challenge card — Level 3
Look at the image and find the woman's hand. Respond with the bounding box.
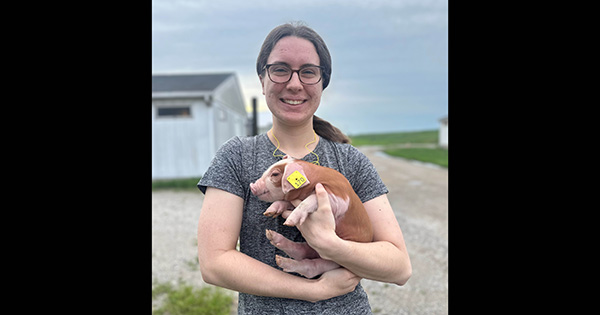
[310,267,361,302]
[282,183,341,257]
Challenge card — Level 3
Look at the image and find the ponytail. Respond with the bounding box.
[313,115,351,144]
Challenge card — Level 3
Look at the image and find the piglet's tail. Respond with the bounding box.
[313,115,351,144]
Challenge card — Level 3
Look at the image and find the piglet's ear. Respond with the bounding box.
[281,162,310,195]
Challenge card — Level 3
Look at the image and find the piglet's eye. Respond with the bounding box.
[271,172,280,177]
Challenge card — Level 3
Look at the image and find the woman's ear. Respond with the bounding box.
[259,75,265,95]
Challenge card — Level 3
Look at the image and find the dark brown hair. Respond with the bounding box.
[313,115,351,144]
[257,22,350,144]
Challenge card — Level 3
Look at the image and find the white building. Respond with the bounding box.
[439,116,448,148]
[152,73,247,179]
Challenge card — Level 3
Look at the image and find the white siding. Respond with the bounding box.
[152,100,210,179]
[211,75,248,153]
[213,103,247,154]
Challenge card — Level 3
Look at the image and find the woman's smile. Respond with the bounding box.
[280,98,306,105]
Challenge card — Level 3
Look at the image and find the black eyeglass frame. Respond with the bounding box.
[263,63,325,85]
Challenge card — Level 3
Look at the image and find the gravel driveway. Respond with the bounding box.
[152,146,448,314]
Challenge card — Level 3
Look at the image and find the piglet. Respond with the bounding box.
[249,157,373,278]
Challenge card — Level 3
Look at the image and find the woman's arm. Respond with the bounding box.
[197,187,361,302]
[288,184,412,286]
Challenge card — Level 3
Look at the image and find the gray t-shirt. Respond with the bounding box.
[198,133,389,314]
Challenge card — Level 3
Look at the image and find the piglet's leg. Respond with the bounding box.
[263,200,294,218]
[265,230,319,260]
[275,255,341,279]
[283,193,317,227]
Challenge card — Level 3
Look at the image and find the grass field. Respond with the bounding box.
[349,130,438,146]
[351,129,447,168]
[152,280,233,314]
[152,177,200,191]
[383,147,448,168]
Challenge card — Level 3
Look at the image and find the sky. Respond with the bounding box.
[152,0,448,135]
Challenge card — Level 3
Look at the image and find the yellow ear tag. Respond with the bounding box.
[287,170,308,189]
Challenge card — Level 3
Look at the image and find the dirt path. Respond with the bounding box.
[358,146,448,314]
[152,146,448,314]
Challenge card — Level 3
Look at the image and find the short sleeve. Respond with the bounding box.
[197,136,246,198]
[345,146,389,203]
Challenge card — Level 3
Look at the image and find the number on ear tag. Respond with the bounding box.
[286,170,307,189]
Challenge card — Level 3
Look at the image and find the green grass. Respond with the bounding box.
[152,280,233,315]
[384,148,448,168]
[152,178,201,191]
[350,129,447,167]
[349,130,438,146]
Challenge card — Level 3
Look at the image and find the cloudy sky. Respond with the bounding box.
[152,0,448,135]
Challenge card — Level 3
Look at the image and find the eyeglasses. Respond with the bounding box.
[263,63,324,85]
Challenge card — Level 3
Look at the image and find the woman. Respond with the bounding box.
[197,22,411,314]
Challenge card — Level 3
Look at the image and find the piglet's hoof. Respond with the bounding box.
[265,229,281,247]
[275,255,323,279]
[263,200,292,218]
[275,255,293,273]
[283,210,307,227]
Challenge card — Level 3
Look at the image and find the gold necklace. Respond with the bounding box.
[270,130,320,165]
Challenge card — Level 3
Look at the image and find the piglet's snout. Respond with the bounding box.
[249,182,260,196]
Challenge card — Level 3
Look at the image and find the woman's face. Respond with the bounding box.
[260,36,323,127]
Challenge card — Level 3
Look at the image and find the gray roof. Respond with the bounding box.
[152,73,233,93]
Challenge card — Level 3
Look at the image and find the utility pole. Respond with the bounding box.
[252,97,258,136]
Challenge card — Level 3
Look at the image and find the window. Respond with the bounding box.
[157,107,191,118]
